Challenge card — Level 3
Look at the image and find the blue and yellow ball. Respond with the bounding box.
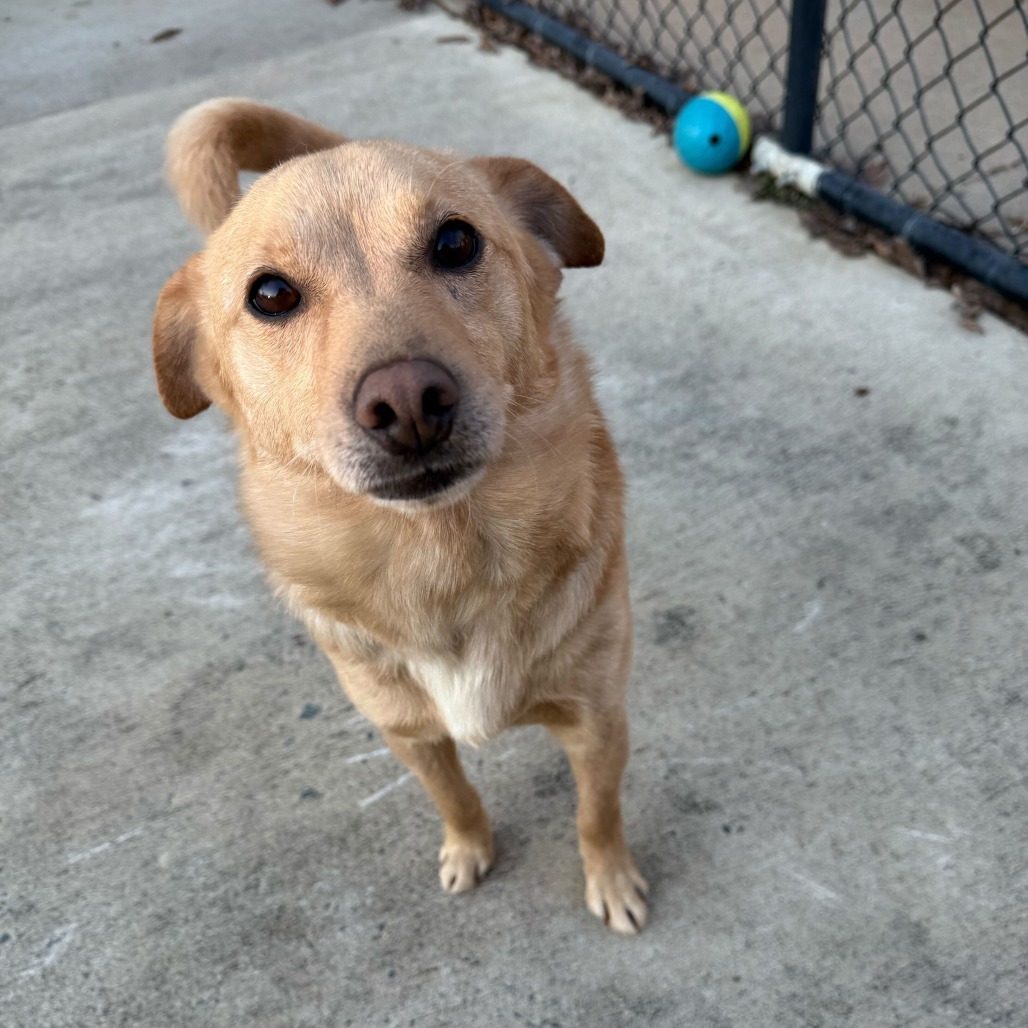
[673,92,752,175]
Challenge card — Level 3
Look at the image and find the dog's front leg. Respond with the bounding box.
[323,651,494,893]
[384,732,494,894]
[548,708,649,935]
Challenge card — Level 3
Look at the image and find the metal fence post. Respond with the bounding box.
[781,0,829,154]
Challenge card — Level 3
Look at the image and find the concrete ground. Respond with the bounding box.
[2,2,1027,1025]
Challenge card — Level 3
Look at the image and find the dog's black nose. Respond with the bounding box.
[354,359,459,456]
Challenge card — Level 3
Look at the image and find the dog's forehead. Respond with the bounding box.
[212,141,503,291]
[245,141,491,241]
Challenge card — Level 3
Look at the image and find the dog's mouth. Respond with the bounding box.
[366,463,483,504]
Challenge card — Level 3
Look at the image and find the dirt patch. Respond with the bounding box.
[149,27,182,43]
[467,2,673,131]
[740,174,1028,336]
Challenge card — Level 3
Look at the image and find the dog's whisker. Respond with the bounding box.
[505,397,571,465]
[425,158,465,196]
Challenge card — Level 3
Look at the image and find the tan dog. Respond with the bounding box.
[153,99,648,934]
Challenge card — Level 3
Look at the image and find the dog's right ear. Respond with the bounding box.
[153,254,211,419]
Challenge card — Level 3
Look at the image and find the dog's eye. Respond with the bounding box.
[248,274,301,316]
[433,220,479,270]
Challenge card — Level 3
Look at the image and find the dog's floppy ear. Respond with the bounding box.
[472,157,605,268]
[153,254,211,419]
[166,98,347,235]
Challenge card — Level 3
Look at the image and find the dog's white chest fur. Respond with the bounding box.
[405,654,505,746]
[281,588,513,746]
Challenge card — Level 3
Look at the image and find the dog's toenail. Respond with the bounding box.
[626,907,639,931]
[602,902,610,926]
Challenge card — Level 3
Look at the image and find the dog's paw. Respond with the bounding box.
[585,861,649,935]
[439,836,493,894]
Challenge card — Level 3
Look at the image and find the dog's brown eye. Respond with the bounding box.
[249,274,301,316]
[433,220,479,270]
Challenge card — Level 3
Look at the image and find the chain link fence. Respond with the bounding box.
[503,0,1027,263]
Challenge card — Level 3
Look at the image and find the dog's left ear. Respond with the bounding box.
[152,254,211,419]
[472,157,605,268]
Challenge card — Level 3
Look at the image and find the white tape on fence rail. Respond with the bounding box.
[750,136,826,197]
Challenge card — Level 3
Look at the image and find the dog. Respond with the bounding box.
[153,98,648,934]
